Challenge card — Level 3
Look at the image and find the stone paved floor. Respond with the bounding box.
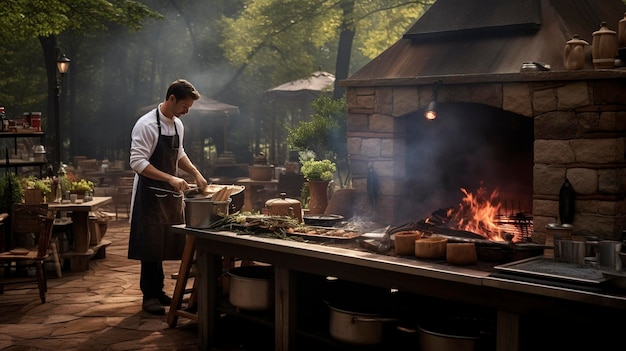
[0,214,277,351]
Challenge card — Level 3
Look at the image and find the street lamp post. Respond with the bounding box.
[54,54,70,172]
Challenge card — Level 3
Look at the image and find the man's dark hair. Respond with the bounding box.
[166,79,201,101]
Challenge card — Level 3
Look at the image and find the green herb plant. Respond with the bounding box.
[300,158,336,181]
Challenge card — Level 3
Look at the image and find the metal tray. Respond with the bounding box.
[289,226,361,240]
[494,256,608,285]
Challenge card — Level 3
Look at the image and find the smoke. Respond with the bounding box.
[403,102,533,220]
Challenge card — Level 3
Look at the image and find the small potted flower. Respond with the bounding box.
[299,156,336,214]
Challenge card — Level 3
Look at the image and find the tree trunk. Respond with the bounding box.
[333,0,356,100]
[39,35,59,169]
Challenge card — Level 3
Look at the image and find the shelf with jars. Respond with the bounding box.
[0,109,47,176]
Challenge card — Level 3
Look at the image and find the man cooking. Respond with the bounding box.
[128,79,208,315]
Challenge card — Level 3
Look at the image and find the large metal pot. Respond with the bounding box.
[327,303,398,345]
[184,198,231,229]
[228,265,273,311]
[418,315,494,351]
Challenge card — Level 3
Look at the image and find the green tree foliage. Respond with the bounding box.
[220,0,430,85]
[0,0,430,174]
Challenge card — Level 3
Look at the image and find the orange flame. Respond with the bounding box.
[449,186,504,241]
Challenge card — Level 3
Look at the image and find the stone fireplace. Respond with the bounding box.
[341,0,626,241]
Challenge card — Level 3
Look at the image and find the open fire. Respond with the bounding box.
[425,185,532,243]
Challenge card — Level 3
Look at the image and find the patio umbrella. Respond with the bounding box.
[135,96,240,166]
[264,71,335,102]
[135,96,239,118]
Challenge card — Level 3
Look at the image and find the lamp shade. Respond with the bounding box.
[424,101,437,120]
[56,54,70,74]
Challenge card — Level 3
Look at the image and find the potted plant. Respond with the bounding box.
[20,176,52,204]
[287,96,356,217]
[299,156,336,214]
[70,178,95,195]
[287,96,349,187]
[300,158,336,182]
[249,152,273,181]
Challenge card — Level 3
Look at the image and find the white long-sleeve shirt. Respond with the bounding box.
[128,105,188,221]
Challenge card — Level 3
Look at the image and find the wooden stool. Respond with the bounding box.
[167,235,198,328]
[167,235,254,328]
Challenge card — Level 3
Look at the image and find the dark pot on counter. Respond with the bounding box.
[302,214,344,227]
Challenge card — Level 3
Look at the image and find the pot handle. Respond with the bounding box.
[352,316,399,324]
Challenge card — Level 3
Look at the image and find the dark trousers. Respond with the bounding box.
[140,260,164,300]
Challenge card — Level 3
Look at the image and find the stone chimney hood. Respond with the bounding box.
[345,0,625,81]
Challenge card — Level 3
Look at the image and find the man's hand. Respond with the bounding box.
[168,176,190,192]
[195,175,208,191]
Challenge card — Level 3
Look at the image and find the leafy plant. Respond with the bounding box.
[63,171,94,192]
[0,172,23,213]
[20,176,52,197]
[287,95,349,187]
[71,179,95,192]
[300,158,336,181]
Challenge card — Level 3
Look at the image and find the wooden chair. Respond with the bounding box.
[0,204,55,303]
[114,176,134,220]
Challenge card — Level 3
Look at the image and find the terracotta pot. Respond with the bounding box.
[265,192,303,222]
[307,180,329,214]
[446,243,478,266]
[324,188,355,218]
[394,231,423,256]
[248,165,274,181]
[415,237,448,260]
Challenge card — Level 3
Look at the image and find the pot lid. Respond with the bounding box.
[265,192,301,207]
[593,22,616,36]
[566,34,588,46]
[185,184,245,199]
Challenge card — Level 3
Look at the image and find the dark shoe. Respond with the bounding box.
[143,298,165,315]
[157,293,172,306]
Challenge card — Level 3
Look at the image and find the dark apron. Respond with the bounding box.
[128,109,185,261]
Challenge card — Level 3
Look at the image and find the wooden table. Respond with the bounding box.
[172,225,626,351]
[83,169,135,186]
[235,178,278,212]
[49,196,113,271]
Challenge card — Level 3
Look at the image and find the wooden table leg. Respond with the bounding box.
[275,266,296,351]
[70,211,90,253]
[195,241,222,350]
[497,310,520,351]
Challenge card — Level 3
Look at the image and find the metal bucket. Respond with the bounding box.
[183,198,231,229]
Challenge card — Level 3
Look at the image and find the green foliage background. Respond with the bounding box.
[0,0,431,173]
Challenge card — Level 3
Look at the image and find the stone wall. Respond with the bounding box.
[346,78,626,241]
